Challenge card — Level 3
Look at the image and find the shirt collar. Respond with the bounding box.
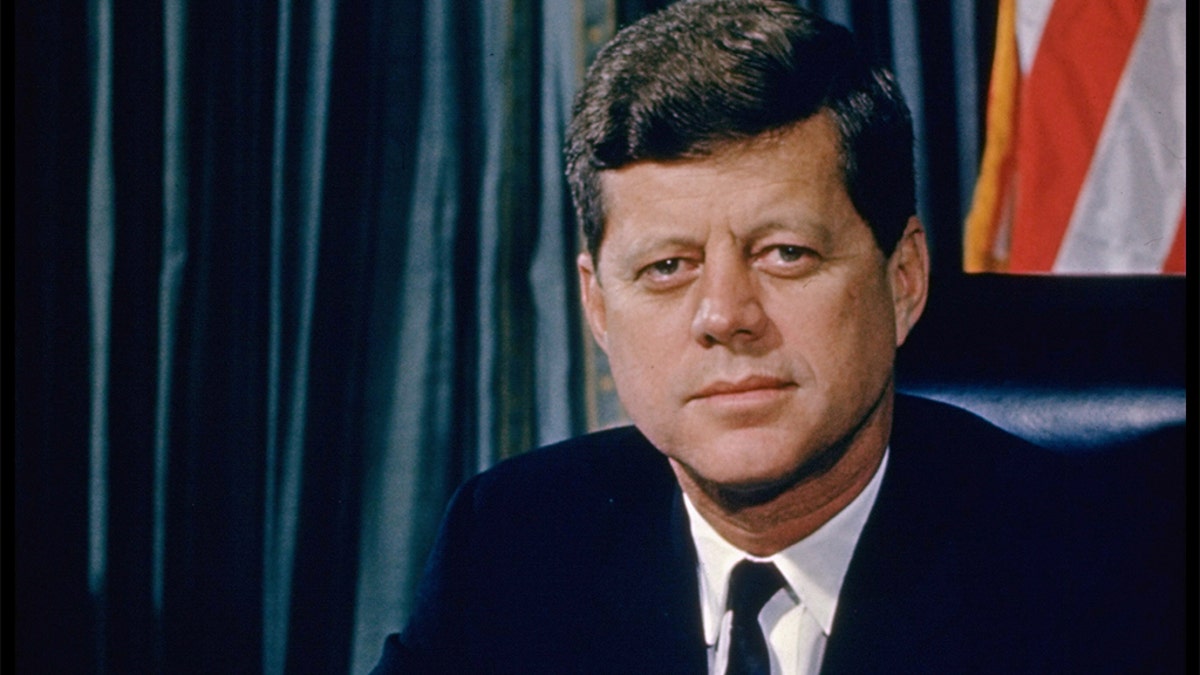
[684,448,889,643]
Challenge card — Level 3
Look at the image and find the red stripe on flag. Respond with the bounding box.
[1008,0,1149,272]
[1162,206,1186,274]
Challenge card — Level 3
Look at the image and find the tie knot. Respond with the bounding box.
[727,560,785,618]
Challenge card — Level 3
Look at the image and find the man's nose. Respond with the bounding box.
[690,258,769,347]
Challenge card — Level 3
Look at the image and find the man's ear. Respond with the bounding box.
[888,216,930,348]
[577,252,609,352]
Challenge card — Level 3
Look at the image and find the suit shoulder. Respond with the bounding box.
[892,393,1043,453]
[458,425,676,519]
[891,393,1062,474]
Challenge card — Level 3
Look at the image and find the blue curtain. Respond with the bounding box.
[14,0,991,672]
[17,0,591,671]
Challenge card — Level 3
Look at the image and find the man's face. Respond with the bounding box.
[578,112,928,494]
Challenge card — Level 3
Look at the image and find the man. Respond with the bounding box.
[372,1,1181,672]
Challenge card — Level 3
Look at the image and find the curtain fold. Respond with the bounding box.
[262,0,338,672]
[85,0,116,614]
[348,0,467,669]
[156,0,189,629]
[348,0,591,669]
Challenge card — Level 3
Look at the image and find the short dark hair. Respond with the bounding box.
[565,0,915,262]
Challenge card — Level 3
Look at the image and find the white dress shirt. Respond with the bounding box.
[682,449,888,675]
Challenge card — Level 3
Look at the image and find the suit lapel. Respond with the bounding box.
[820,401,971,673]
[587,433,709,673]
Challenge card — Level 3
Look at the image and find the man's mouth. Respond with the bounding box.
[690,376,796,402]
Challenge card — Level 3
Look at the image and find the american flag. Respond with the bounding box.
[964,0,1186,274]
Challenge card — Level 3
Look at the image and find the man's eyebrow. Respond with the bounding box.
[742,219,834,247]
[614,235,704,267]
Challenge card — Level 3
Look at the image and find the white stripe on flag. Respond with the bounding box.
[1015,0,1056,74]
[1053,0,1186,273]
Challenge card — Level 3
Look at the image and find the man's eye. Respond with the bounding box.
[757,244,818,276]
[765,245,813,263]
[637,257,697,289]
[648,258,682,276]
[775,245,807,262]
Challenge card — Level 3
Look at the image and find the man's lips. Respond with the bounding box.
[688,376,796,401]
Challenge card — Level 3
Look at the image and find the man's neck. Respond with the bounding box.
[670,398,891,557]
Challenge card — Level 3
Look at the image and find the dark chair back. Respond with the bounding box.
[896,274,1186,452]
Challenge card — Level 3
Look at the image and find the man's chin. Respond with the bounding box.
[709,473,801,510]
[669,433,856,510]
[671,454,809,510]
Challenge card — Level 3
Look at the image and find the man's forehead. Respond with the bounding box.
[601,117,843,202]
[600,113,842,189]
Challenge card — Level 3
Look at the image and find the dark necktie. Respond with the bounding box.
[726,560,786,675]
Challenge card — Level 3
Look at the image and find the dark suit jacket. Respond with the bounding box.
[372,395,1184,673]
